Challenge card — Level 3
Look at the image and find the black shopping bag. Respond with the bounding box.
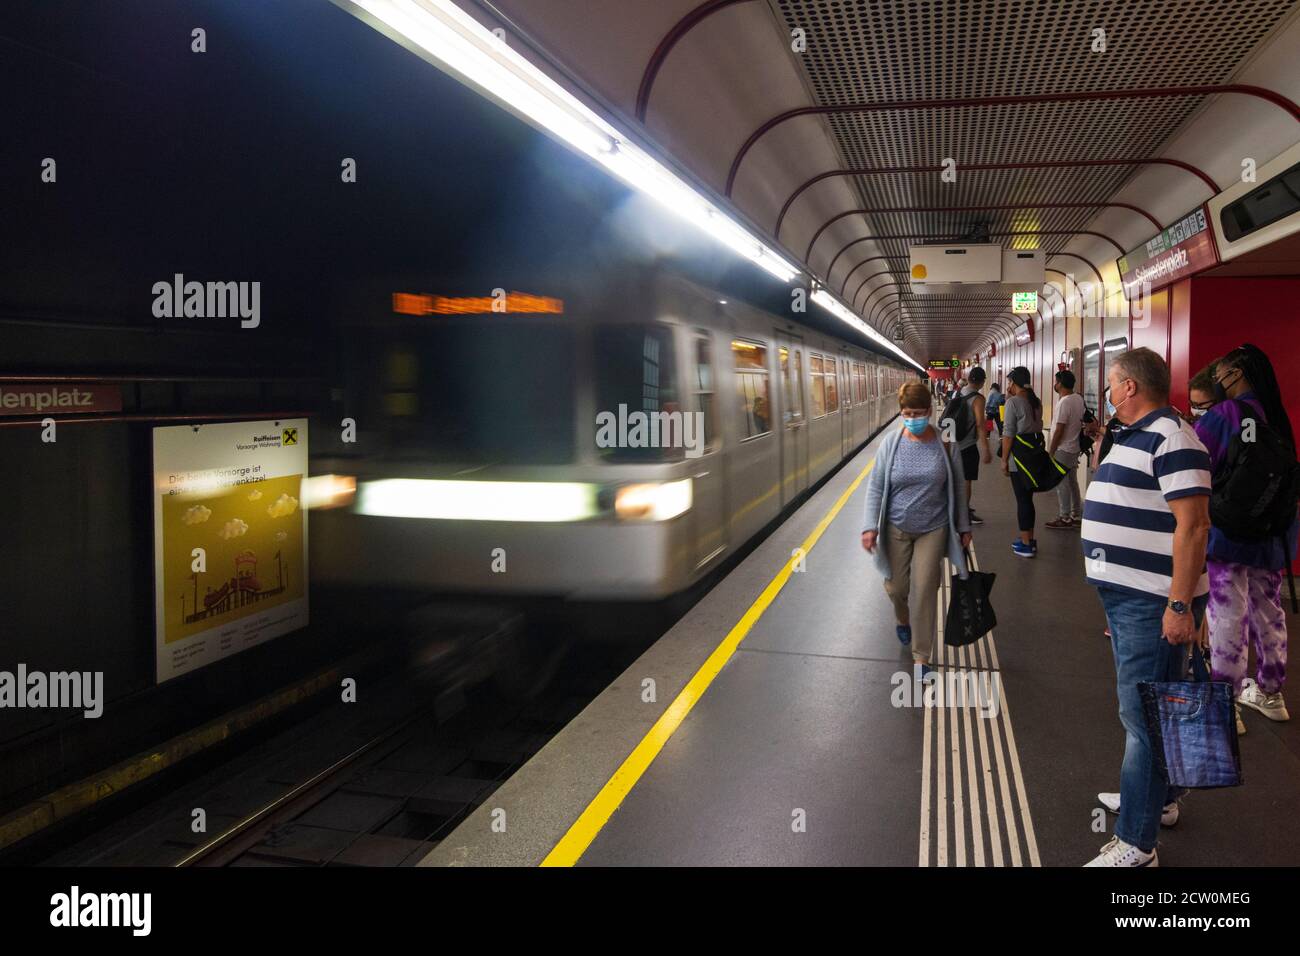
[944,552,996,647]
[1138,644,1242,789]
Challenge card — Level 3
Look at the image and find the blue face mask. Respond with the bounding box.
[903,416,929,435]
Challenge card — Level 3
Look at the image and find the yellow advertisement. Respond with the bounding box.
[153,419,309,683]
[160,473,304,644]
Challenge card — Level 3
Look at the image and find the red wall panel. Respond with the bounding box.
[1169,279,1193,413]
[1187,277,1300,430]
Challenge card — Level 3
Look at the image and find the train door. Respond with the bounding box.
[776,331,808,505]
[839,352,852,456]
[689,330,727,569]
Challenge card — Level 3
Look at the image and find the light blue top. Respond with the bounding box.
[887,433,949,533]
[863,425,971,581]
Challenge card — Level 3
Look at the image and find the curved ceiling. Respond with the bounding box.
[459,0,1300,361]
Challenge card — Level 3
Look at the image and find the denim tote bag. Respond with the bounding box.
[1138,645,1242,789]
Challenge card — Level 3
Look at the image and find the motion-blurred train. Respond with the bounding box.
[308,265,916,600]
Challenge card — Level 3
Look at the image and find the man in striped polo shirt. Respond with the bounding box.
[1081,347,1212,868]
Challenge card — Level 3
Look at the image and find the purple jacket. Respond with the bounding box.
[1194,391,1299,570]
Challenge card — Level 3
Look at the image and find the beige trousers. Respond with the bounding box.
[882,524,948,663]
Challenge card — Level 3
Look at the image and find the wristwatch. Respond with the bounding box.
[1167,599,1190,614]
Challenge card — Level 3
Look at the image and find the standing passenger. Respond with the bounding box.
[986,382,1005,435]
[862,381,973,679]
[1046,370,1085,529]
[1000,366,1044,557]
[1185,360,1220,424]
[949,367,993,525]
[1194,344,1297,730]
[1082,348,1211,867]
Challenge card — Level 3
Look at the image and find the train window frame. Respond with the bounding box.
[824,354,839,414]
[809,353,827,419]
[693,330,720,453]
[778,344,805,428]
[731,338,773,442]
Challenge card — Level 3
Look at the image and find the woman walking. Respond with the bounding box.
[862,381,973,678]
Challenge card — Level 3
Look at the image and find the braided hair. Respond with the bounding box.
[1219,343,1294,451]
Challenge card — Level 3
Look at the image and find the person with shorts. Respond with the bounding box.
[951,367,993,525]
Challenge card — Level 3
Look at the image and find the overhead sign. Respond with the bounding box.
[392,291,564,315]
[152,419,309,683]
[1117,206,1219,295]
[1014,317,1034,347]
[928,360,961,368]
[1011,291,1037,314]
[0,382,122,417]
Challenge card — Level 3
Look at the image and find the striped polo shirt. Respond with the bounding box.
[1081,407,1211,599]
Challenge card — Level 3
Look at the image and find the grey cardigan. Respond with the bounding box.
[862,426,971,580]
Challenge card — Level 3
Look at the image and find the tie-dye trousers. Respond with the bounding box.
[1207,559,1288,696]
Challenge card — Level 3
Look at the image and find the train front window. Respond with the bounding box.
[375,321,575,464]
[594,324,685,461]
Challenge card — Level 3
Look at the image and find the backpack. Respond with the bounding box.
[1010,432,1068,492]
[941,390,977,443]
[1209,398,1300,542]
[1078,403,1096,458]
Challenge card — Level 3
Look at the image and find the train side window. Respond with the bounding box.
[594,323,683,461]
[853,362,866,404]
[824,355,839,412]
[731,339,772,440]
[779,346,805,426]
[809,354,827,417]
[694,334,719,452]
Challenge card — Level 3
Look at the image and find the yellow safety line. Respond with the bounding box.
[541,458,875,866]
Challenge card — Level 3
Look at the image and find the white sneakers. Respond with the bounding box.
[1097,792,1180,827]
[1085,836,1158,867]
[1239,678,1290,722]
[1236,702,1247,736]
[1086,794,1174,866]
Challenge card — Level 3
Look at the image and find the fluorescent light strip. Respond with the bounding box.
[350,0,797,282]
[812,289,924,371]
[348,0,916,359]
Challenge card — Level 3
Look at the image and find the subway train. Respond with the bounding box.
[307,265,916,600]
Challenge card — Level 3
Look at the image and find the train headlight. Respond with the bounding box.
[303,474,357,510]
[613,479,692,521]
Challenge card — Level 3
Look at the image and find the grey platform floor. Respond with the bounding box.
[421,425,1300,867]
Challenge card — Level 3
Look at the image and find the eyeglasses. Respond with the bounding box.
[1190,398,1216,410]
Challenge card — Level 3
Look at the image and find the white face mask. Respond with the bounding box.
[1191,406,1208,418]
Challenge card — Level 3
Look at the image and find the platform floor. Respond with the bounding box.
[422,424,1300,867]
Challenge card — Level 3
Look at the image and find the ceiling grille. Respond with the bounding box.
[770,0,1300,355]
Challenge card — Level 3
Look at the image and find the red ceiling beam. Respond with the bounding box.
[635,0,755,122]
[805,202,1160,265]
[726,84,1300,196]
[773,158,1221,238]
[850,272,900,311]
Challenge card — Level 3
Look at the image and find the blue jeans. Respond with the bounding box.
[1097,586,1207,852]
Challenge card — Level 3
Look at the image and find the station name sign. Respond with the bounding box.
[1117,206,1218,295]
[0,383,122,417]
[392,291,564,316]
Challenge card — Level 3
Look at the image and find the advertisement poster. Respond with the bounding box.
[152,419,308,683]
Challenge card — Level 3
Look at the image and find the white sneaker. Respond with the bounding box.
[1085,836,1158,867]
[1236,702,1247,736]
[1096,792,1180,827]
[1239,678,1290,722]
